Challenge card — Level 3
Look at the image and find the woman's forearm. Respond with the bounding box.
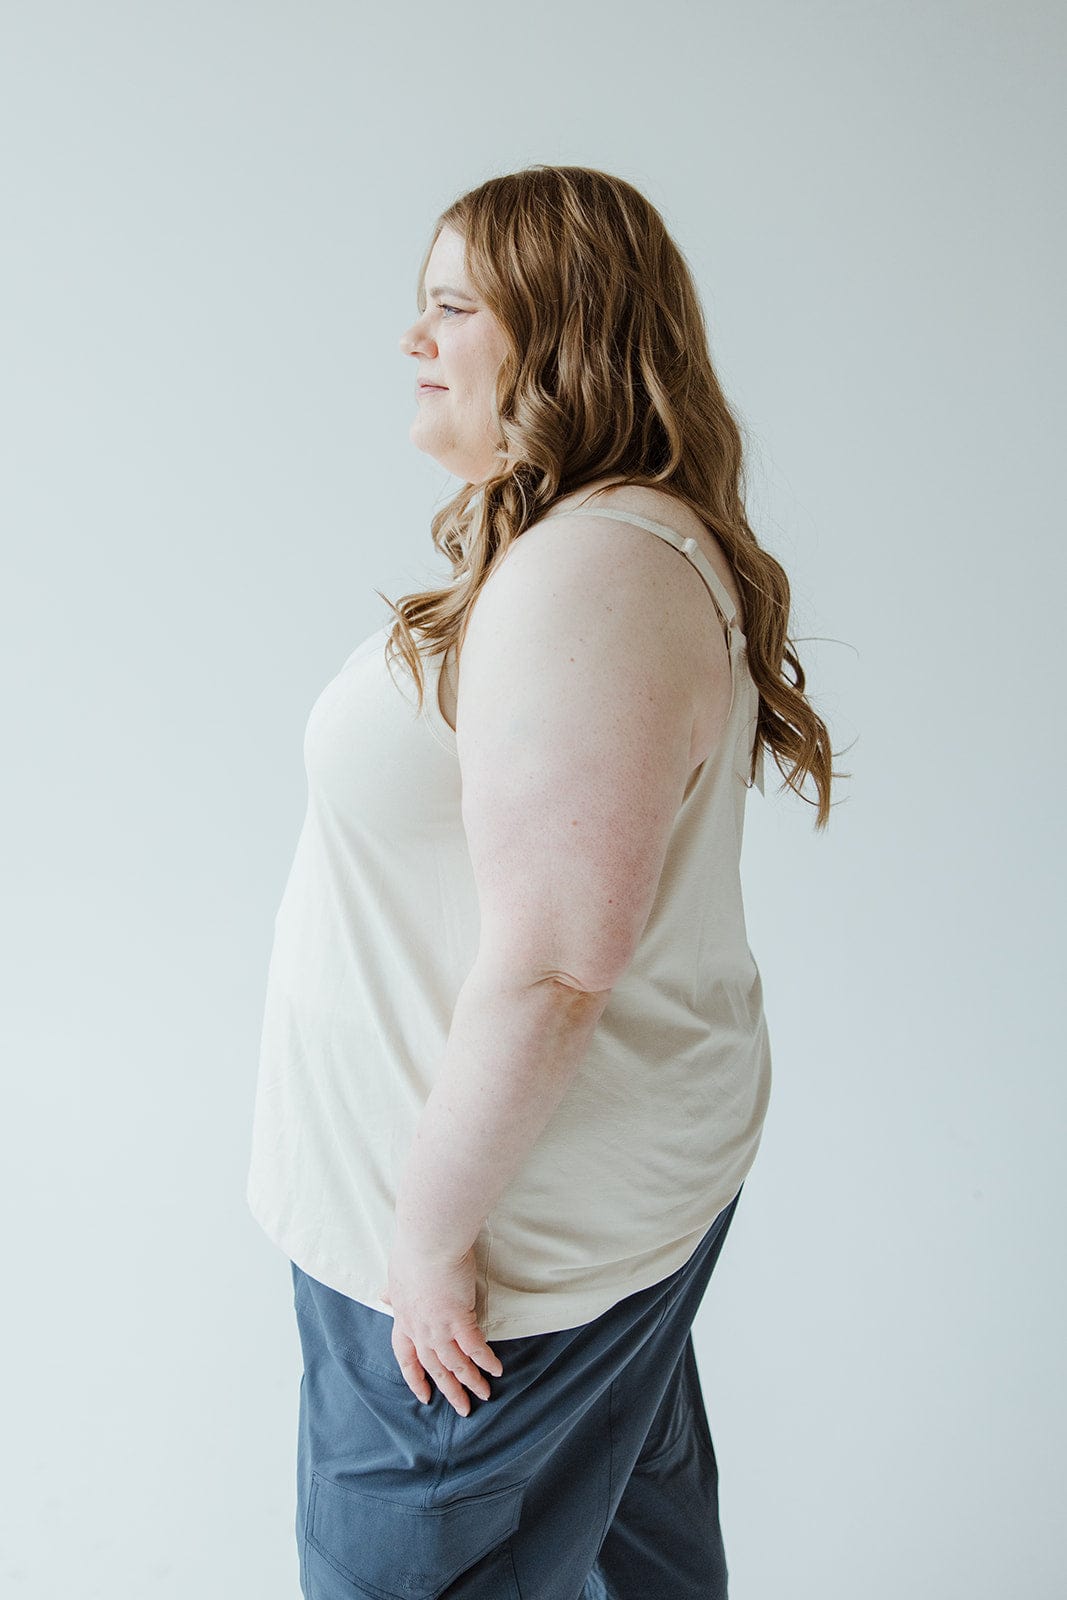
[392,957,612,1259]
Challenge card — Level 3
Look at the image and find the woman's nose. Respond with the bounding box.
[399,320,435,357]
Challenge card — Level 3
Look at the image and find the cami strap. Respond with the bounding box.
[546,504,767,794]
[544,506,741,635]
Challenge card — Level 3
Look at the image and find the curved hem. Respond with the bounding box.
[248,1183,736,1340]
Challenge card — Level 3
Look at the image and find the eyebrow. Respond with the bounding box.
[425,284,478,302]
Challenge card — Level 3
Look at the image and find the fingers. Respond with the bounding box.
[390,1324,506,1417]
[391,1334,482,1414]
[459,1332,504,1379]
[437,1340,492,1404]
[399,1347,498,1416]
[391,1331,431,1405]
[396,1352,432,1405]
[424,1350,476,1416]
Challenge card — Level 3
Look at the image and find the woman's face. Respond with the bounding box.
[399,226,511,483]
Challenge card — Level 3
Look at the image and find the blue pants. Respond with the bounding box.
[292,1184,742,1599]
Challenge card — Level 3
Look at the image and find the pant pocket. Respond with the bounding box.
[305,1470,525,1600]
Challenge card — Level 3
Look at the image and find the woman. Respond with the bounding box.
[246,165,837,1599]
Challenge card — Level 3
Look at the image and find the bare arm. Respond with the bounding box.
[393,962,609,1259]
[385,508,731,1408]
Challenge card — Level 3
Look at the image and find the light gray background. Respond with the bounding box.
[3,1,1063,1595]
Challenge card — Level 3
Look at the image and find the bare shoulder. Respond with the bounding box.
[467,501,692,670]
[469,488,715,679]
[440,498,701,735]
[440,482,739,767]
[542,480,745,628]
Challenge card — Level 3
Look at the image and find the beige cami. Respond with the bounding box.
[246,505,771,1336]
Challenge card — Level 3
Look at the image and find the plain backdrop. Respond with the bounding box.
[2,1,1064,1596]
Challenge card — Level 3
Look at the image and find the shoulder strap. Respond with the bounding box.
[544,505,767,796]
[544,506,741,634]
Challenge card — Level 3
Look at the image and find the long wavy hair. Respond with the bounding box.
[379,164,844,828]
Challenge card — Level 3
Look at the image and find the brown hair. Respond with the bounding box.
[379,163,846,828]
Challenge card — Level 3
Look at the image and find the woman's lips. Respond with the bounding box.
[417,383,447,395]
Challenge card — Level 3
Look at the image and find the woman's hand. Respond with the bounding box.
[382,1238,503,1416]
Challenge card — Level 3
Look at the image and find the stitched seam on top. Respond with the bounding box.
[605,1377,618,1541]
[424,1379,455,1510]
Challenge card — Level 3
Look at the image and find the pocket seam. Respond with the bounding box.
[326,1340,409,1386]
[293,1286,409,1386]
[307,1471,526,1600]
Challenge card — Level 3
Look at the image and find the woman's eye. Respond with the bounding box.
[438,303,463,317]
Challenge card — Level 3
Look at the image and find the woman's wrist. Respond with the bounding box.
[391,962,610,1259]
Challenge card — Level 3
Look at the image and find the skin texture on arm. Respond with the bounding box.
[385,510,730,1414]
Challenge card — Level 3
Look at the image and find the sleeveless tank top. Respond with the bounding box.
[245,505,772,1337]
